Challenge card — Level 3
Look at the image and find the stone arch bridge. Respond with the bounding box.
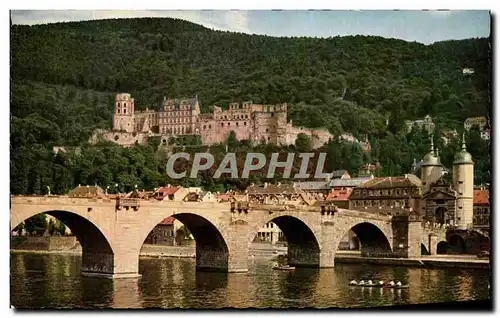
[11,196,427,278]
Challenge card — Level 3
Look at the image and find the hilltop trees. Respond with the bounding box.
[9,18,491,194]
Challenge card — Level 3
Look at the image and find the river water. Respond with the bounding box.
[10,253,491,309]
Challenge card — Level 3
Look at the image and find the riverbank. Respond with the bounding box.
[335,252,490,269]
[10,244,489,269]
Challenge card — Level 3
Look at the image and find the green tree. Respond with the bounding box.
[226,131,238,151]
[48,219,56,236]
[24,214,47,236]
[295,133,312,152]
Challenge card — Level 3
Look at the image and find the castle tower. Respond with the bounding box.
[452,133,474,230]
[113,93,135,133]
[420,135,443,193]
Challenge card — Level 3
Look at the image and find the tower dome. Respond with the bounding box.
[421,136,442,167]
[453,133,474,165]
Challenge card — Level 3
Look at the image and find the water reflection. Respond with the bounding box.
[112,278,142,308]
[10,253,491,309]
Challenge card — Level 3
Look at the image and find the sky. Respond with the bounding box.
[10,10,491,45]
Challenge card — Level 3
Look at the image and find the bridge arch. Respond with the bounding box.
[247,213,321,267]
[421,243,430,255]
[11,210,115,275]
[137,212,230,272]
[337,221,393,257]
[437,241,450,254]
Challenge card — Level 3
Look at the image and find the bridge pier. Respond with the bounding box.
[391,215,422,258]
[81,251,141,279]
[428,234,438,255]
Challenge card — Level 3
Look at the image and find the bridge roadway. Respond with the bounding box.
[10,195,443,279]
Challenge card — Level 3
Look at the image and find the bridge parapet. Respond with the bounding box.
[336,208,393,222]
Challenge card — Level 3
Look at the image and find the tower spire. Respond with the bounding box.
[461,132,467,151]
[429,134,435,155]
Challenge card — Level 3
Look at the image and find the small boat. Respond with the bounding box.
[385,284,409,289]
[348,279,407,289]
[273,262,295,271]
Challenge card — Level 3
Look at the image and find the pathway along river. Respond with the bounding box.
[10,253,491,309]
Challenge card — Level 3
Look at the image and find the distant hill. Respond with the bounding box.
[9,18,492,194]
[11,18,490,135]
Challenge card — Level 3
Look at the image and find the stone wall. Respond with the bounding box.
[11,236,78,251]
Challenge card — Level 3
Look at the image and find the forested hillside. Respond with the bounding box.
[10,18,492,194]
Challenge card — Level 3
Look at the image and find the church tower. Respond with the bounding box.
[420,136,443,193]
[452,133,474,230]
[113,93,135,133]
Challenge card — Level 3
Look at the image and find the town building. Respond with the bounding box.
[153,186,189,201]
[326,187,353,209]
[329,176,373,191]
[349,135,475,230]
[67,185,107,199]
[338,134,371,152]
[255,222,285,244]
[464,116,487,131]
[473,187,490,236]
[441,129,459,146]
[246,183,313,205]
[349,174,422,214]
[359,163,381,177]
[91,93,333,149]
[144,216,176,245]
[404,115,436,134]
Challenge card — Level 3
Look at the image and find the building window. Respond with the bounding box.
[459,181,463,184]
[209,124,212,129]
[228,122,230,126]
[244,122,247,126]
[221,123,224,127]
[266,129,269,132]
[236,122,239,126]
[271,112,274,117]
[124,108,127,114]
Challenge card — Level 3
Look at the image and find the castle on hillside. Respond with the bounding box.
[91,93,334,148]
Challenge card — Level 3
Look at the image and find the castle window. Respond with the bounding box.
[244,122,247,126]
[203,125,206,130]
[117,108,121,114]
[221,123,224,127]
[268,137,270,141]
[114,135,119,141]
[209,125,212,129]
[124,109,127,114]
[459,207,463,209]
[271,112,274,117]
[228,122,231,126]
[266,129,269,132]
[459,181,463,184]
[422,182,426,185]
